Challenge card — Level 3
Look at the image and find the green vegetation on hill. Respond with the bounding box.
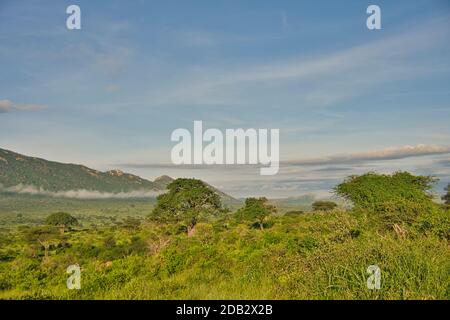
[0,148,159,193]
[0,148,241,207]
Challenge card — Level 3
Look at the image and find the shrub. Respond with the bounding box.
[236,197,277,230]
[312,201,337,211]
[334,172,437,226]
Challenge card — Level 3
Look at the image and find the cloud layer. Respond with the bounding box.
[0,184,162,199]
[286,144,450,166]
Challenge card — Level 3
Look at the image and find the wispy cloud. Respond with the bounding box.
[0,99,46,113]
[148,16,449,107]
[118,144,450,169]
[286,144,450,166]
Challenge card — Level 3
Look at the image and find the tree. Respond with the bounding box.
[236,197,276,230]
[120,216,142,231]
[150,178,222,235]
[23,226,62,262]
[312,200,337,211]
[284,210,304,216]
[46,212,78,234]
[334,171,437,225]
[443,184,450,205]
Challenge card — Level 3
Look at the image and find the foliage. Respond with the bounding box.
[150,178,222,232]
[0,171,449,300]
[22,226,64,261]
[0,148,163,193]
[0,206,449,300]
[312,200,337,211]
[46,212,78,234]
[334,172,437,226]
[236,197,277,230]
[118,217,142,231]
[284,210,304,216]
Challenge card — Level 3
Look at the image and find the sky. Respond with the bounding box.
[1,0,450,198]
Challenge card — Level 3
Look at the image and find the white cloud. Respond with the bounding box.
[0,99,13,112]
[0,99,46,113]
[0,184,162,199]
[286,144,450,166]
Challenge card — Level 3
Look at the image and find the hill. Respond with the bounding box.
[0,148,240,204]
[0,148,159,193]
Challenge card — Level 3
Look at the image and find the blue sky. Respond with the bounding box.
[1,0,450,198]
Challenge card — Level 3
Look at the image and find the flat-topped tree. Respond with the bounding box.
[334,171,437,226]
[46,212,78,234]
[23,226,62,262]
[312,200,337,211]
[150,178,222,235]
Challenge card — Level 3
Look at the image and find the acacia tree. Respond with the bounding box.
[23,226,62,262]
[334,171,437,225]
[150,178,222,235]
[46,212,78,234]
[237,197,276,230]
[312,200,337,211]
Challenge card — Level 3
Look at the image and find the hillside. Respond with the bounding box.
[0,148,160,193]
[0,148,240,204]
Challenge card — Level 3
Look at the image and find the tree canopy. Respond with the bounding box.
[23,226,62,261]
[334,171,437,225]
[45,212,78,233]
[312,200,337,211]
[150,178,222,233]
[236,197,276,230]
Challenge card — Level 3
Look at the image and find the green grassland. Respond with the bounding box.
[0,193,155,229]
[0,172,449,300]
[0,210,448,300]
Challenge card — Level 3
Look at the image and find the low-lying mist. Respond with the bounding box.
[0,184,162,199]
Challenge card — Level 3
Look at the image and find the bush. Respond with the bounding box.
[334,172,437,226]
[312,201,337,211]
[235,197,277,230]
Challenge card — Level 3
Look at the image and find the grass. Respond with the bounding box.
[0,197,448,300]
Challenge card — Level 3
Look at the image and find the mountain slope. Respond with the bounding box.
[0,148,159,193]
[0,148,241,204]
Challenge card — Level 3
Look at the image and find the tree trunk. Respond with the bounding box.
[43,244,49,262]
[187,225,196,237]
